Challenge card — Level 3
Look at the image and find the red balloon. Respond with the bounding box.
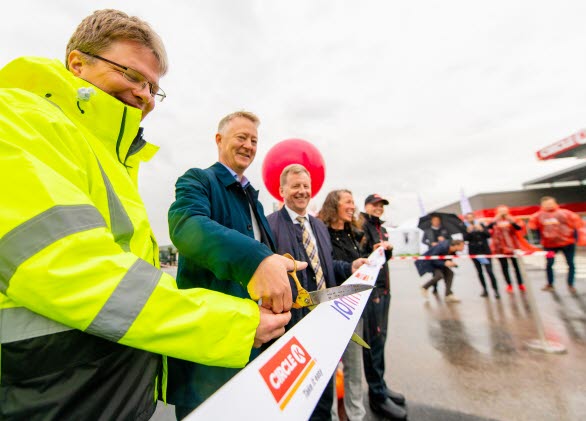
[262,139,326,201]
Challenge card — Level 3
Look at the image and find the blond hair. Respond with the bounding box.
[218,111,260,134]
[66,9,168,75]
[280,164,310,187]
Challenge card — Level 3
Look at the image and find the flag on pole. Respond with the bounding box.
[459,188,472,215]
[417,193,426,217]
[459,190,488,263]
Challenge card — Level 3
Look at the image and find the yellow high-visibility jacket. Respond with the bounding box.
[0,57,259,420]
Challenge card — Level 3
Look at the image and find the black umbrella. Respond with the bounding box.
[417,212,467,236]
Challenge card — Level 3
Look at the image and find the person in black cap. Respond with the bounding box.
[360,194,407,420]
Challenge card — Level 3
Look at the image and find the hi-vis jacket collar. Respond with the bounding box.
[0,56,158,164]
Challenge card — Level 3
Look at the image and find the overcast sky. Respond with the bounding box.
[2,1,585,245]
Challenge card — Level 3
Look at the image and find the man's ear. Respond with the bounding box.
[279,185,285,199]
[215,133,222,147]
[67,50,85,76]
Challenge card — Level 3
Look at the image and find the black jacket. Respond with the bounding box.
[464,223,492,254]
[1,328,158,420]
[422,226,450,246]
[360,213,392,289]
[328,224,363,263]
[267,208,351,328]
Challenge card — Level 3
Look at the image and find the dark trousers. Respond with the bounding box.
[472,258,499,293]
[498,257,523,286]
[545,243,576,287]
[363,289,391,401]
[423,267,454,296]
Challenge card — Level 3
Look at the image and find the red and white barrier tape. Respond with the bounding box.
[389,251,554,261]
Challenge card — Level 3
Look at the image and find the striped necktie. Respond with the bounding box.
[296,216,325,290]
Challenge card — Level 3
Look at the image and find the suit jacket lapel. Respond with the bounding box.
[280,207,302,243]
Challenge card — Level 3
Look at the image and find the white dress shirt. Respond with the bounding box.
[284,205,318,246]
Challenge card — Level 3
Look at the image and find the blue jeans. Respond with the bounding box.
[545,243,576,287]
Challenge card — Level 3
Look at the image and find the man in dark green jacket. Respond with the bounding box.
[167,111,305,419]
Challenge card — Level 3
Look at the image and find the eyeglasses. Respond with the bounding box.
[80,51,166,102]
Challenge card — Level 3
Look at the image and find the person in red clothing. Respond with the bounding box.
[528,196,584,294]
[487,205,527,293]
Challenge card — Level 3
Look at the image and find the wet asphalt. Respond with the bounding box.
[154,250,586,420]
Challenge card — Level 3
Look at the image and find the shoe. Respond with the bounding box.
[420,287,429,299]
[542,284,554,291]
[495,292,501,299]
[370,397,407,420]
[506,285,513,293]
[480,291,488,298]
[445,294,461,303]
[569,286,577,295]
[386,388,406,406]
[518,284,526,292]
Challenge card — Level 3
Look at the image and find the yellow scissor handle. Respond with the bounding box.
[283,253,312,309]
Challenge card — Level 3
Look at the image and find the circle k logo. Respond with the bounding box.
[291,344,306,364]
[259,337,313,405]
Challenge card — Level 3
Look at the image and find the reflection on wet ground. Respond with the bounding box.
[155,258,586,421]
[386,257,586,421]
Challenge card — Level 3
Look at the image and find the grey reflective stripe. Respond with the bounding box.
[0,306,73,344]
[96,161,134,252]
[85,259,161,342]
[0,205,106,294]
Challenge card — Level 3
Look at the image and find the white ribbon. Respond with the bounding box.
[187,246,386,420]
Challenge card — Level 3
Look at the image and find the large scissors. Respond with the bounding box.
[284,253,372,309]
[284,253,372,348]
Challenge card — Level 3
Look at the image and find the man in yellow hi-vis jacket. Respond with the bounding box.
[0,9,297,420]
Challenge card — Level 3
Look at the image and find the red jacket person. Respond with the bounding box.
[529,196,584,294]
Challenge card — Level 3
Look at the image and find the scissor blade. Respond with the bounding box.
[308,283,373,305]
[351,332,371,349]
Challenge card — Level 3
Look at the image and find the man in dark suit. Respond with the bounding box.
[422,215,450,247]
[267,163,366,421]
[167,112,306,419]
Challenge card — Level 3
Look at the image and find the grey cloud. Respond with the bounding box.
[2,1,586,245]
